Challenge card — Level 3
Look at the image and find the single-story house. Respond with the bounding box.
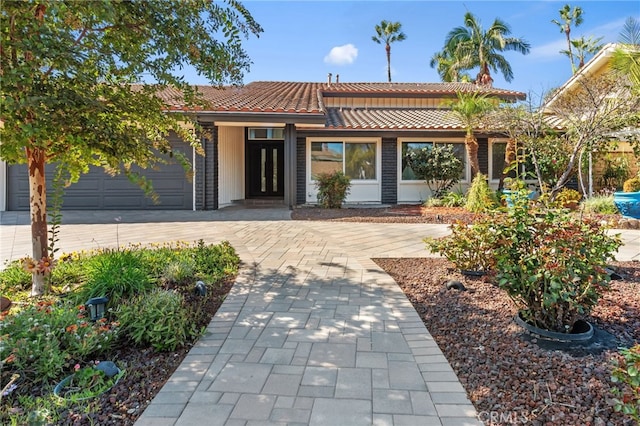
[1,78,527,211]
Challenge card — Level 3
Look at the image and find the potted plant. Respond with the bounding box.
[492,202,622,339]
[614,176,640,219]
[54,361,124,401]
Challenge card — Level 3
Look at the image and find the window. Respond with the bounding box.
[490,141,534,181]
[248,128,284,140]
[400,141,467,181]
[311,140,377,181]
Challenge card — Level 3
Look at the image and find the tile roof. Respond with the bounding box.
[155,81,526,114]
[325,107,464,130]
[320,82,524,99]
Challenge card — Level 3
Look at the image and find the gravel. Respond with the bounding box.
[374,257,639,426]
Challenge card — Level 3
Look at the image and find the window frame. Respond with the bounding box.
[307,137,381,183]
[248,127,285,140]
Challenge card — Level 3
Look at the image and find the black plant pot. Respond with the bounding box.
[514,311,594,342]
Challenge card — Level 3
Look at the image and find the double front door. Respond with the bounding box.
[246,141,284,198]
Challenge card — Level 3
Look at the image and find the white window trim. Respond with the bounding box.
[307,137,382,183]
[397,137,470,184]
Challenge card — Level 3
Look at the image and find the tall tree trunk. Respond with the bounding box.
[565,27,576,73]
[465,133,481,177]
[386,44,391,82]
[27,146,49,296]
[498,138,517,190]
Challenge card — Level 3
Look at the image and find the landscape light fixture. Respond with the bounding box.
[86,296,109,321]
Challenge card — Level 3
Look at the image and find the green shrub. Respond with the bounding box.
[191,240,239,282]
[493,203,621,332]
[72,249,153,308]
[49,252,92,291]
[425,220,499,273]
[315,171,351,208]
[424,197,443,207]
[116,289,199,352]
[465,173,497,213]
[611,344,640,422]
[403,144,463,197]
[623,176,640,192]
[582,195,618,214]
[0,300,120,382]
[555,187,582,209]
[441,191,466,207]
[162,258,197,286]
[0,260,31,293]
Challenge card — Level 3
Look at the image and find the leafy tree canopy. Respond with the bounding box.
[1,0,262,180]
[0,0,262,295]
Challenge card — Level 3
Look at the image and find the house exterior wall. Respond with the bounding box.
[217,126,245,207]
[296,136,306,205]
[195,125,216,210]
[381,138,397,204]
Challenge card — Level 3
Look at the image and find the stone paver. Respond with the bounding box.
[2,207,639,425]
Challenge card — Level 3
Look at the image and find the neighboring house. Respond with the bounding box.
[2,79,525,211]
[543,43,639,190]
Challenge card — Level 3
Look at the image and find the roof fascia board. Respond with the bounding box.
[543,43,617,111]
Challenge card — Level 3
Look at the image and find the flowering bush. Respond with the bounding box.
[0,301,119,382]
[493,203,622,332]
[425,220,499,273]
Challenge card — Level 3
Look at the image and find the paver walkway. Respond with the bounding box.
[2,208,639,426]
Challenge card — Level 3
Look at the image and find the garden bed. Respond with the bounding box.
[375,257,639,426]
[291,205,638,228]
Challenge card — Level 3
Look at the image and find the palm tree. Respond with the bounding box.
[561,36,603,69]
[372,20,407,82]
[443,12,530,86]
[552,4,584,73]
[611,17,640,89]
[448,92,498,177]
[429,43,473,82]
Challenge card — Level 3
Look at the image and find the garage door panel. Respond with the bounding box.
[69,176,101,190]
[102,195,145,208]
[8,138,193,210]
[62,196,101,209]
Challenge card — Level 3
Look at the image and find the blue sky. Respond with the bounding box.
[185,1,639,97]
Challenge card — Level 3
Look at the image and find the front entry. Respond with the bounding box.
[246,141,284,198]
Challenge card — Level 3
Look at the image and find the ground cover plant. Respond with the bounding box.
[0,240,238,425]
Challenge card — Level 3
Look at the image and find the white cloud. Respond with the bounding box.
[324,44,358,65]
[530,38,567,60]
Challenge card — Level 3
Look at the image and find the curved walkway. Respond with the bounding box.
[2,208,638,426]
